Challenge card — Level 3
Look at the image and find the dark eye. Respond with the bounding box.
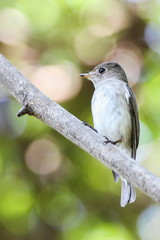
[99,67,106,74]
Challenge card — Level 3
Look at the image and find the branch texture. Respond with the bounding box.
[0,54,159,203]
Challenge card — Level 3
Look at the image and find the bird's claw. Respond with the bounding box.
[103,137,122,145]
[82,121,97,132]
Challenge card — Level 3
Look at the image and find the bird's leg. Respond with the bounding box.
[104,136,122,145]
[82,121,97,133]
[83,121,123,145]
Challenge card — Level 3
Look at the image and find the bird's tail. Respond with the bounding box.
[112,170,119,183]
[120,179,136,207]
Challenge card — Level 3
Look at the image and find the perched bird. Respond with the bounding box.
[80,62,140,207]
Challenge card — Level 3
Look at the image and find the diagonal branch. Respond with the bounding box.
[0,54,159,202]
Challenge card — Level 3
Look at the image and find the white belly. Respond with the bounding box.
[91,80,131,150]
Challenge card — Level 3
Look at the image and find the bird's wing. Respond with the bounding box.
[126,84,140,159]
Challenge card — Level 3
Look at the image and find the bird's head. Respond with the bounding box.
[80,62,128,87]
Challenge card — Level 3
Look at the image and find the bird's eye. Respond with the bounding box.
[99,67,106,74]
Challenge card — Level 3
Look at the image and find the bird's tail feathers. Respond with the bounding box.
[120,179,136,207]
[112,170,119,183]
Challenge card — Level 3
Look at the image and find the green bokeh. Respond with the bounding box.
[0,176,35,234]
[64,218,133,240]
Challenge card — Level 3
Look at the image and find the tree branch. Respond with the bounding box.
[0,54,159,203]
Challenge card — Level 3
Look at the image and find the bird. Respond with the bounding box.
[80,62,140,207]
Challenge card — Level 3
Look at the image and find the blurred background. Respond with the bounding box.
[0,0,160,239]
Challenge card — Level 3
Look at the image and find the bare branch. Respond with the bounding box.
[0,54,159,203]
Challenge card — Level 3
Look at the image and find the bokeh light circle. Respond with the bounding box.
[25,138,62,175]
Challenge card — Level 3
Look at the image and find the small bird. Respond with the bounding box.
[80,62,140,207]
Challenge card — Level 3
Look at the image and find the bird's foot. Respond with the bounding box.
[82,121,97,133]
[104,136,122,145]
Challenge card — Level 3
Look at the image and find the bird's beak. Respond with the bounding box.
[80,73,92,78]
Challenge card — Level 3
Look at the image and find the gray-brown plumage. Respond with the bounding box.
[80,62,140,207]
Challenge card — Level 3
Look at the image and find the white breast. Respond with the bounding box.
[91,80,131,151]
